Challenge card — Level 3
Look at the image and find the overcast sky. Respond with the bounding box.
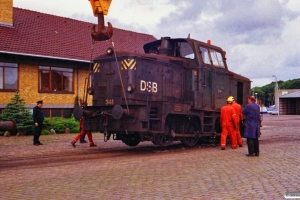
[14,0,300,87]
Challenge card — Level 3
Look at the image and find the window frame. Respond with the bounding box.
[210,49,225,68]
[41,108,74,118]
[0,62,19,92]
[38,66,74,94]
[199,47,225,68]
[200,47,211,65]
[178,41,195,59]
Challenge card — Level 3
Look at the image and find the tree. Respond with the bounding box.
[0,91,34,135]
[280,79,300,89]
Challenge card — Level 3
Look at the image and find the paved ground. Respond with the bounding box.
[0,114,300,200]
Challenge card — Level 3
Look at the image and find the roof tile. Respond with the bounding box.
[0,8,156,62]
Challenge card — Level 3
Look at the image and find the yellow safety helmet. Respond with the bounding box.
[227,96,234,103]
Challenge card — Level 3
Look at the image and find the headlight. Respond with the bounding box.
[127,84,135,93]
[106,47,114,55]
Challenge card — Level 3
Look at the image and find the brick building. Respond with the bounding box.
[0,0,156,117]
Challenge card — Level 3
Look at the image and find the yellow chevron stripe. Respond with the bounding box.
[93,63,100,72]
[129,60,137,70]
[121,59,136,70]
[121,60,127,70]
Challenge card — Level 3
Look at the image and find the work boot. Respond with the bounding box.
[71,141,76,147]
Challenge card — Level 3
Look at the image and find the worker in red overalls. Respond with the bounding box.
[231,96,243,147]
[220,96,238,150]
[71,117,96,147]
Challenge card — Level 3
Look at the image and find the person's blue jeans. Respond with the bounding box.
[80,133,86,142]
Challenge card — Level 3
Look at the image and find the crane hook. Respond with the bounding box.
[91,13,113,41]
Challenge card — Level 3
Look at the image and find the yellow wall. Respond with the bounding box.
[77,68,93,106]
[0,63,92,107]
[0,0,13,25]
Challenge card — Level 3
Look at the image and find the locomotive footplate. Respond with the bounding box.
[174,133,199,138]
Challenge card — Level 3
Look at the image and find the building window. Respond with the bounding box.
[40,108,74,118]
[63,109,73,118]
[42,109,50,118]
[0,62,18,91]
[52,109,62,117]
[38,66,73,93]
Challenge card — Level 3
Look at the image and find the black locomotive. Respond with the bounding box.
[74,37,251,147]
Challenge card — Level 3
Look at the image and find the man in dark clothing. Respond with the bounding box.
[242,96,260,157]
[32,100,44,146]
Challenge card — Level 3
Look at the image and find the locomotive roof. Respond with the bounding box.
[93,37,251,83]
[143,37,225,53]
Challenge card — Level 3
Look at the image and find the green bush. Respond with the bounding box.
[41,129,51,135]
[42,115,79,134]
[42,118,52,129]
[70,127,80,133]
[51,117,66,133]
[63,116,79,131]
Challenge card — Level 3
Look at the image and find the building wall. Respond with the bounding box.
[77,68,93,106]
[0,0,13,25]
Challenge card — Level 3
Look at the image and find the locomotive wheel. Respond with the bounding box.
[155,133,173,147]
[181,119,199,147]
[122,134,141,147]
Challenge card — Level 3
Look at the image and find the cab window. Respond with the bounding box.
[210,50,225,68]
[200,47,210,64]
[200,47,225,68]
[179,42,194,59]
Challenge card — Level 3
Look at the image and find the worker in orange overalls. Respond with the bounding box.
[71,117,96,147]
[220,96,238,150]
[231,96,243,147]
